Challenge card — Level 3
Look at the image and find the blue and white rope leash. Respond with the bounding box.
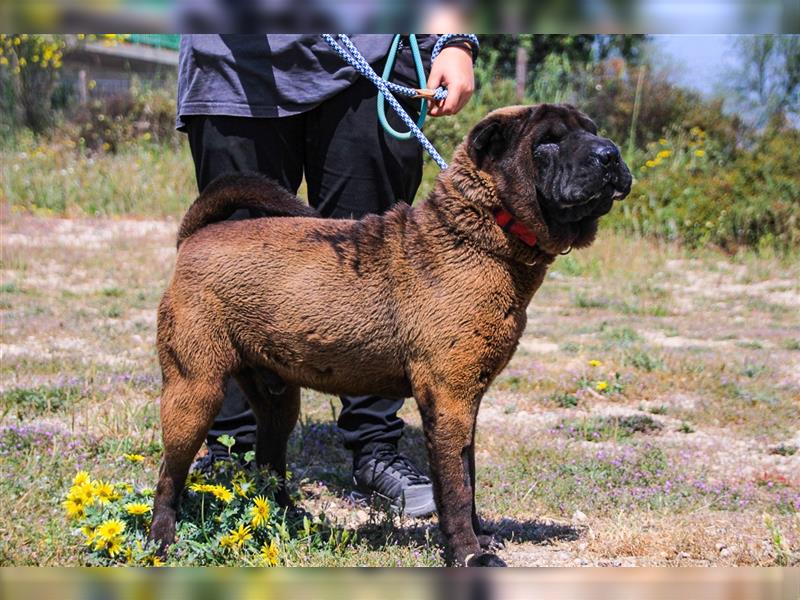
[321,33,479,171]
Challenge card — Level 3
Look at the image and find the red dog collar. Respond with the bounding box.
[493,208,538,247]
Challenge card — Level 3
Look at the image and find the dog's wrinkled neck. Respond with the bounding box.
[426,146,555,268]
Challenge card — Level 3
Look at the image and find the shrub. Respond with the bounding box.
[608,125,800,252]
[68,77,181,153]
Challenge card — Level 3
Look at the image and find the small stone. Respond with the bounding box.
[678,551,691,559]
[720,547,732,558]
[572,510,588,523]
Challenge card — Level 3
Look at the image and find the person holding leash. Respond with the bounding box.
[176,34,477,518]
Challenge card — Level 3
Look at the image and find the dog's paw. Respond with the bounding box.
[466,552,507,567]
[149,517,176,557]
[477,533,505,552]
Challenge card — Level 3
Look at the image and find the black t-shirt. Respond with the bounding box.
[176,34,436,129]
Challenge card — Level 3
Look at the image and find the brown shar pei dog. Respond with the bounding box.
[150,103,633,566]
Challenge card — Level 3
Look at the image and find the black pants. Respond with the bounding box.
[184,74,425,457]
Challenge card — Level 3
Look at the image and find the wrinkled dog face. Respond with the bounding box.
[468,103,632,249]
[532,118,632,224]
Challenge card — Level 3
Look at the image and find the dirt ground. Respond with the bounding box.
[1,212,798,566]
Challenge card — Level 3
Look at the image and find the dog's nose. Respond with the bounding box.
[593,143,620,166]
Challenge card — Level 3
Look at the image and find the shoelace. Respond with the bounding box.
[368,446,429,486]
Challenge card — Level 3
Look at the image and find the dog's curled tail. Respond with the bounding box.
[177,173,319,248]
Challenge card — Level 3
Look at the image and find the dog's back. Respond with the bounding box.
[176,173,319,248]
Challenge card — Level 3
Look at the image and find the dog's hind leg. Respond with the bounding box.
[234,367,300,507]
[150,370,226,553]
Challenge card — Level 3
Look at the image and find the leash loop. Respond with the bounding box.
[321,33,479,170]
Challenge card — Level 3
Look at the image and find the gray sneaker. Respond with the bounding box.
[352,444,437,518]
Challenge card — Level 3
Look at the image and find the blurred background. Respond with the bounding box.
[1,33,797,252]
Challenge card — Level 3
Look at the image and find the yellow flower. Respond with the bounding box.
[210,485,233,503]
[694,149,706,157]
[67,480,97,510]
[186,471,205,487]
[125,502,152,516]
[260,539,280,566]
[595,381,608,392]
[63,499,85,520]
[95,536,124,557]
[250,495,271,528]
[588,359,603,367]
[656,150,672,159]
[189,482,211,493]
[93,481,118,504]
[73,471,90,487]
[233,479,253,498]
[658,138,668,146]
[645,160,656,168]
[0,57,8,66]
[231,523,253,548]
[123,453,145,463]
[219,533,235,550]
[143,554,164,567]
[96,519,125,542]
[81,525,96,546]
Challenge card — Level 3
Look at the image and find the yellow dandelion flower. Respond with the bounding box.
[595,381,608,392]
[63,499,85,520]
[81,525,96,546]
[228,523,253,548]
[72,471,91,487]
[123,453,145,463]
[144,554,164,567]
[645,160,656,168]
[93,481,118,504]
[125,502,151,516]
[260,539,280,566]
[250,495,271,528]
[67,486,89,507]
[658,138,668,146]
[219,534,235,551]
[656,150,672,159]
[233,479,253,498]
[186,471,205,487]
[96,519,125,542]
[189,482,212,493]
[588,359,603,367]
[210,485,233,503]
[96,536,124,558]
[694,149,706,157]
[0,57,7,66]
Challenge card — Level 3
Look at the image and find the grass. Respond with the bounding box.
[1,153,799,565]
[556,414,663,442]
[1,139,195,217]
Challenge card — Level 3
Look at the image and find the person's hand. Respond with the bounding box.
[427,45,475,117]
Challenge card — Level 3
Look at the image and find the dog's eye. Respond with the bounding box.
[537,134,561,146]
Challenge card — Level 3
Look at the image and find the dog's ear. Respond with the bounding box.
[468,116,512,170]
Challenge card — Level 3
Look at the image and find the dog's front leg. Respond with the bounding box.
[415,386,506,567]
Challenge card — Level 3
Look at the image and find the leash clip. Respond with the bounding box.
[413,88,438,100]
